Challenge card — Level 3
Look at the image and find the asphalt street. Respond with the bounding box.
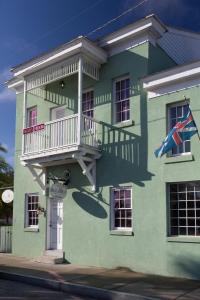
[0,279,94,300]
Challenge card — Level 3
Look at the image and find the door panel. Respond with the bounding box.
[51,106,66,121]
[49,198,63,250]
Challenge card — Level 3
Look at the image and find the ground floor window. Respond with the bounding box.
[25,193,39,227]
[169,182,200,236]
[111,187,132,230]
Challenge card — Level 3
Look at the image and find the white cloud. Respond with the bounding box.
[0,88,15,102]
[0,68,12,82]
[0,67,15,102]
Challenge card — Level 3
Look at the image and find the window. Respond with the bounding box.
[169,182,200,236]
[27,107,37,127]
[82,90,94,118]
[25,194,39,227]
[111,187,132,230]
[168,103,190,156]
[114,77,130,123]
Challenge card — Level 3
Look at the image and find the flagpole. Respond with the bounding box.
[183,95,200,141]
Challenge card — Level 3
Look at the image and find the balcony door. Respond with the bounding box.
[50,106,66,148]
[51,106,66,121]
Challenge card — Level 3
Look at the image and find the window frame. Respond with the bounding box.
[110,186,132,231]
[168,181,200,237]
[24,193,39,228]
[27,106,37,127]
[167,101,191,157]
[82,88,94,118]
[113,75,130,124]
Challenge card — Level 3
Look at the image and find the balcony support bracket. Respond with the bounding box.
[73,154,97,192]
[26,164,46,195]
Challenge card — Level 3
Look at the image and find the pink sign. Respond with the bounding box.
[23,123,45,134]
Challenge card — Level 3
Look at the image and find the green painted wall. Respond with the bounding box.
[13,41,200,281]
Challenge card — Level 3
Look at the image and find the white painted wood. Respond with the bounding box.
[49,198,63,250]
[147,77,200,99]
[51,106,66,121]
[22,80,27,155]
[143,60,200,92]
[78,57,83,145]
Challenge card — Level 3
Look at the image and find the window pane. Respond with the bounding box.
[169,182,200,237]
[115,78,130,123]
[168,103,191,156]
[112,188,132,230]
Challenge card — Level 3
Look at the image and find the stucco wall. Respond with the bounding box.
[13,41,200,280]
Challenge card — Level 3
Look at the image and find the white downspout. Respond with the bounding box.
[22,80,27,155]
[77,56,83,146]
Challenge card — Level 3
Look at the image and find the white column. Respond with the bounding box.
[77,56,83,145]
[22,80,27,155]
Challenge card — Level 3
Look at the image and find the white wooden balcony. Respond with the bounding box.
[21,114,99,162]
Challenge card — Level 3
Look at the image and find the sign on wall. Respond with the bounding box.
[2,190,14,203]
[50,182,66,198]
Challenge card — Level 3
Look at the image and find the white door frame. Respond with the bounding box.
[46,197,63,250]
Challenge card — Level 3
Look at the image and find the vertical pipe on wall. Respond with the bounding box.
[77,56,83,145]
[22,80,27,155]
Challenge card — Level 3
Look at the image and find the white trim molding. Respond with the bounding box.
[142,59,200,98]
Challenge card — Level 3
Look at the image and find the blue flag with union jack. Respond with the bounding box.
[155,107,198,158]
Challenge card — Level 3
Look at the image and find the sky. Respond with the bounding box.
[1,0,200,166]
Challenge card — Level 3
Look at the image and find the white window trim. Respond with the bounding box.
[167,101,191,157]
[82,88,94,116]
[168,182,200,237]
[25,193,39,228]
[110,186,132,232]
[27,106,37,128]
[113,75,130,124]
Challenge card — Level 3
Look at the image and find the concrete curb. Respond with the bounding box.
[0,271,159,300]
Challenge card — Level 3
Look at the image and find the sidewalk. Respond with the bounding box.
[0,254,200,299]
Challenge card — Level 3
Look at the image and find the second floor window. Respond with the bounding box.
[114,77,130,123]
[82,90,94,118]
[168,103,190,156]
[27,106,37,127]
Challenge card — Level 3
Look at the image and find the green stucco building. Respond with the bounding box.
[8,15,200,280]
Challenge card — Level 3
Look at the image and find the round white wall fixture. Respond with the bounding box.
[2,189,14,203]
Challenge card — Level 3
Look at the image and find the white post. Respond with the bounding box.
[78,56,83,145]
[22,80,27,155]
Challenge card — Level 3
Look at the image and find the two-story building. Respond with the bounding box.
[7,14,200,279]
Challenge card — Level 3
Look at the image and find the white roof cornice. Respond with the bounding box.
[11,37,107,78]
[99,15,166,48]
[142,60,200,91]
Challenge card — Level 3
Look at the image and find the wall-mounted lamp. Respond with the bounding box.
[47,170,70,186]
[60,80,65,89]
[37,205,46,215]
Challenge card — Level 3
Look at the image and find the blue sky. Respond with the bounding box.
[1,0,200,166]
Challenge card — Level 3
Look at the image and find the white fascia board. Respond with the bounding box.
[7,79,23,89]
[147,77,200,99]
[13,39,107,78]
[99,17,166,47]
[13,42,83,77]
[7,80,24,94]
[143,60,200,90]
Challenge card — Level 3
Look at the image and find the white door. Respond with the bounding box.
[51,106,66,121]
[49,198,63,250]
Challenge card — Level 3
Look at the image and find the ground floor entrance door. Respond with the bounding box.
[48,198,63,250]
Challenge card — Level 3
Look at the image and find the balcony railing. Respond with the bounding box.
[22,114,99,158]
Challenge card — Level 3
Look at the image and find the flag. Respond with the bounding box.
[155,106,198,158]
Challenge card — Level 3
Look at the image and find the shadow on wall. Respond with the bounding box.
[72,191,107,219]
[94,91,154,188]
[171,255,200,280]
